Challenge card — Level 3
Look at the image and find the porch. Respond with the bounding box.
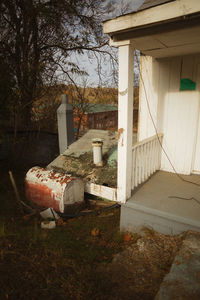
[120,133,200,234]
[103,0,200,235]
[121,170,200,235]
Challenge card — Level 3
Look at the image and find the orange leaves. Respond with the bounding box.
[57,218,67,227]
[91,228,100,237]
[123,233,132,242]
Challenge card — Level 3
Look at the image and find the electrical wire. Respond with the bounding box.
[168,196,200,205]
[57,203,121,219]
[135,54,200,188]
[135,55,200,207]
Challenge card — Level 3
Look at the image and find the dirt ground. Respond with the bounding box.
[0,135,183,300]
[101,229,183,300]
[0,166,184,300]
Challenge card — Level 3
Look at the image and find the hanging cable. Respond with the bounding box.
[135,54,200,188]
[57,203,121,219]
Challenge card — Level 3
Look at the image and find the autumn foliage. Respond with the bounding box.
[32,84,139,133]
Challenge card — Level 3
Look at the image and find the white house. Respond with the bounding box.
[103,0,200,234]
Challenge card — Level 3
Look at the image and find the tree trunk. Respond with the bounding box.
[76,113,84,139]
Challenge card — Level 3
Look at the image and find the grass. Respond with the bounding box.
[0,167,128,300]
[0,164,181,300]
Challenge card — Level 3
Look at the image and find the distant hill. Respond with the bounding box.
[32,84,139,132]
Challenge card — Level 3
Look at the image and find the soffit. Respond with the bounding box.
[130,23,200,58]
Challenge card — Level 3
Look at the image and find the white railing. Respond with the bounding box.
[131,133,163,190]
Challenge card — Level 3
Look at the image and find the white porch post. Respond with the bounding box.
[117,42,134,203]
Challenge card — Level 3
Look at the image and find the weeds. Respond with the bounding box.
[0,168,126,299]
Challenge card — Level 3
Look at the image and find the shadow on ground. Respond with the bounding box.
[0,132,183,300]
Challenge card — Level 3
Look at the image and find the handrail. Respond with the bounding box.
[132,133,163,150]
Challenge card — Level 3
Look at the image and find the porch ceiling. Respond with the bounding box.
[129,24,200,58]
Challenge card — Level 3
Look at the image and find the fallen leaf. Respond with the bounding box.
[57,218,65,226]
[124,233,131,242]
[91,228,100,237]
[99,240,107,246]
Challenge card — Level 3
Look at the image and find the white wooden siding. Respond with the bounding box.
[138,56,159,141]
[192,64,200,173]
[138,54,200,175]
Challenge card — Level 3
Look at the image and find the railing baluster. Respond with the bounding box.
[144,143,147,181]
[131,133,163,191]
[147,142,150,177]
[150,141,153,174]
[151,140,154,173]
[158,135,163,169]
[149,141,152,176]
[155,139,158,171]
[135,147,138,187]
[137,146,140,185]
[141,144,145,182]
[134,147,138,188]
[156,139,159,170]
[152,140,157,173]
[138,145,142,185]
[152,140,155,174]
[132,149,136,190]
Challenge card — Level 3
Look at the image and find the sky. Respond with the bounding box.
[65,0,145,87]
[106,0,144,19]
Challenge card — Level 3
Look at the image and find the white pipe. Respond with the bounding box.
[92,139,103,166]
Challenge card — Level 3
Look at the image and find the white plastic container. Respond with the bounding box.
[41,220,56,229]
[40,208,60,220]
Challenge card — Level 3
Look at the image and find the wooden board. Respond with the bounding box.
[104,0,200,35]
[85,182,117,202]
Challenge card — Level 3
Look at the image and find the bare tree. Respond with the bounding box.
[0,0,115,133]
[67,75,98,139]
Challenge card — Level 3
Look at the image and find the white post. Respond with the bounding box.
[117,42,134,203]
[57,94,74,154]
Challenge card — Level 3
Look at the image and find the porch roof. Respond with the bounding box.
[103,0,200,58]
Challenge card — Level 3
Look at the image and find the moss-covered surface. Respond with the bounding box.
[52,152,117,188]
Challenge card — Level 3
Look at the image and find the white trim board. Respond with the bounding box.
[104,0,200,35]
[84,182,117,202]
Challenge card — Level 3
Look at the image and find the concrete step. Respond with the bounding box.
[155,231,200,300]
[120,201,200,235]
[120,171,200,235]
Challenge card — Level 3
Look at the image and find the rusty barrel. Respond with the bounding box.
[25,167,84,213]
